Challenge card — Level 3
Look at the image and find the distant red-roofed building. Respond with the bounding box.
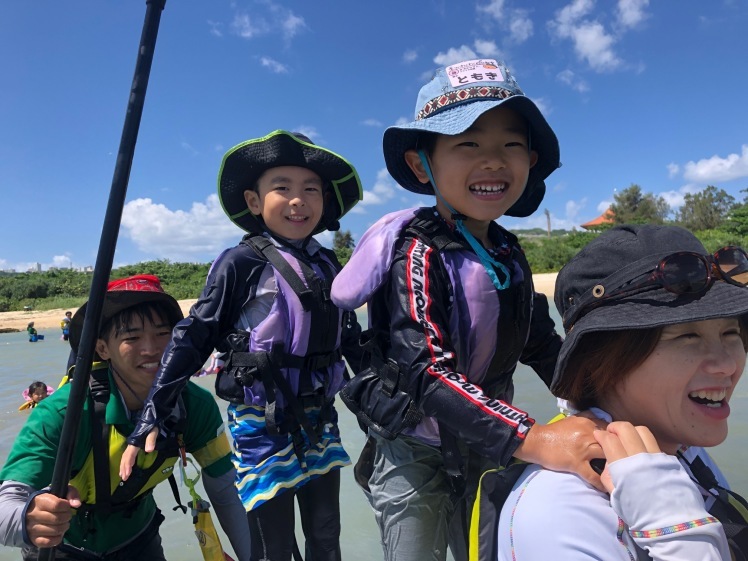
[581,208,615,231]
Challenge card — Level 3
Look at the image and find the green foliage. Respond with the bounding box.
[675,186,736,231]
[334,247,353,266]
[691,229,748,253]
[512,228,570,237]
[112,260,210,300]
[333,230,355,250]
[559,230,600,251]
[724,190,748,237]
[519,233,597,273]
[610,184,670,224]
[0,261,211,312]
[4,215,748,312]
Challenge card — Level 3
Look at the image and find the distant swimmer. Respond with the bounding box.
[60,311,72,341]
[18,381,53,411]
[26,322,43,342]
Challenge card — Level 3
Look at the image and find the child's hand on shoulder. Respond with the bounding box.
[514,412,607,491]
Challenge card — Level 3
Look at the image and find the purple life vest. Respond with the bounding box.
[230,237,347,409]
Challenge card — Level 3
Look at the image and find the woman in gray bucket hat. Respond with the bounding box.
[493,224,748,560]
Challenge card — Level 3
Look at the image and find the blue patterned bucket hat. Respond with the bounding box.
[383,59,560,217]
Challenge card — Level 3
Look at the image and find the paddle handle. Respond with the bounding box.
[38,1,166,559]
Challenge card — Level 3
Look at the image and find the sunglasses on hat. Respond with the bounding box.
[563,246,748,330]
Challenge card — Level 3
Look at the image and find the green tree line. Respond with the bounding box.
[3,184,747,312]
[522,184,748,273]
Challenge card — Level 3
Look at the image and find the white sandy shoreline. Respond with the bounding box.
[0,272,559,332]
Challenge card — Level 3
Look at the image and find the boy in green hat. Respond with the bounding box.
[123,131,363,561]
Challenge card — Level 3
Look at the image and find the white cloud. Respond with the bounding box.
[260,56,289,74]
[403,49,418,63]
[351,169,398,213]
[659,190,685,209]
[553,0,595,29]
[659,185,699,209]
[394,116,410,126]
[474,39,501,58]
[549,0,622,72]
[207,20,223,37]
[476,1,533,44]
[180,141,199,156]
[570,22,621,71]
[616,0,650,28]
[362,118,383,127]
[229,7,304,42]
[313,230,333,247]
[597,200,612,213]
[231,13,263,38]
[293,126,320,142]
[532,97,551,116]
[281,13,306,40]
[565,198,586,220]
[556,69,589,93]
[477,0,505,20]
[508,12,534,43]
[51,255,73,268]
[434,46,479,66]
[681,145,748,184]
[433,40,502,67]
[120,195,242,261]
[667,162,680,178]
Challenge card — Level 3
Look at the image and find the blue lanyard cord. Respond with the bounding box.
[417,151,511,290]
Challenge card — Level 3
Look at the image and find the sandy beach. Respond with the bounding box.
[0,272,559,332]
[0,299,199,333]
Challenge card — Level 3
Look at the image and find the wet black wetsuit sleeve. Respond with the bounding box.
[128,244,267,446]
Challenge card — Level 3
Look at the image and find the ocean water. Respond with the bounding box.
[0,307,746,560]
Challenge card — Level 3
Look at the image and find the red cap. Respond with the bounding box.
[107,274,165,293]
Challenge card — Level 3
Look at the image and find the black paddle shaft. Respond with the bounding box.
[39,2,166,560]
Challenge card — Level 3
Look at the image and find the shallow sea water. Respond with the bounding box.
[0,307,746,560]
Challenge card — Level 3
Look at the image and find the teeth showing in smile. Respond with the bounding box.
[469,183,506,193]
[141,362,159,369]
[287,216,307,222]
[689,389,727,407]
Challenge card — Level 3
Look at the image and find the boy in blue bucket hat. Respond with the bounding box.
[332,59,606,560]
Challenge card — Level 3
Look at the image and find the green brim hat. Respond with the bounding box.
[218,130,363,235]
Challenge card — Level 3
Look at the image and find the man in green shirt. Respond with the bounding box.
[0,275,250,560]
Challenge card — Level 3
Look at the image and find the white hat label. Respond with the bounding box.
[446,59,505,87]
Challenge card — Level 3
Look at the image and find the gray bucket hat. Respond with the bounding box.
[383,58,560,217]
[552,224,748,393]
[218,130,363,235]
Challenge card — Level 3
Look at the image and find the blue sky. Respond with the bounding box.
[2,0,747,272]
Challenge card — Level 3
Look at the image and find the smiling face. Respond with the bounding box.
[404,105,538,238]
[600,318,747,454]
[244,165,324,240]
[95,308,173,409]
[31,389,47,403]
